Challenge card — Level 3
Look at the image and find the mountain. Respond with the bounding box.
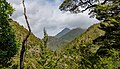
[55,28,70,38]
[47,28,70,51]
[47,27,85,50]
[60,28,85,41]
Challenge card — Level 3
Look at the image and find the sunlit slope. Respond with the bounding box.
[62,23,105,49]
[9,19,43,69]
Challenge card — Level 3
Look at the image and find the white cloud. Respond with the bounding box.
[7,0,99,38]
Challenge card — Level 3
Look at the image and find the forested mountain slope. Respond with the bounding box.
[55,23,107,68]
[61,23,105,50]
[9,19,43,69]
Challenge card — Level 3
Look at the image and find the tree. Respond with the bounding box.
[20,0,31,69]
[0,0,18,67]
[59,0,119,20]
[43,28,48,48]
[38,28,60,69]
[92,1,120,68]
[60,0,120,52]
[60,0,107,13]
[60,0,120,68]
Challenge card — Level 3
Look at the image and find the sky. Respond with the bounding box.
[7,0,99,38]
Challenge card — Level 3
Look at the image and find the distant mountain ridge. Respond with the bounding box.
[60,28,85,41]
[55,28,70,38]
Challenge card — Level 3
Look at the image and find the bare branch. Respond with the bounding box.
[79,0,88,5]
[81,4,97,12]
[101,0,108,5]
[20,0,31,69]
[88,0,93,5]
[78,0,108,12]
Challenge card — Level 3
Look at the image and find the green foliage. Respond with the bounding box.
[60,0,120,22]
[0,0,14,19]
[93,48,120,69]
[38,48,59,69]
[43,28,48,48]
[59,0,120,69]
[0,19,18,68]
[93,1,120,68]
[0,0,17,68]
[38,28,60,69]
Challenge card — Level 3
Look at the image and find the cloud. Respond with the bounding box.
[7,0,99,38]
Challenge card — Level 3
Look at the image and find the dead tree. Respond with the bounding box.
[20,0,31,69]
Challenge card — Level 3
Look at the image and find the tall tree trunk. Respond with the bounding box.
[20,0,31,69]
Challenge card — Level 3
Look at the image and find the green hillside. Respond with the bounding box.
[61,23,105,51]
[8,19,43,69]
[52,23,107,68]
[55,23,108,69]
[60,28,85,41]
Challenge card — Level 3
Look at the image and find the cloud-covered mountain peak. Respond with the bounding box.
[55,27,71,38]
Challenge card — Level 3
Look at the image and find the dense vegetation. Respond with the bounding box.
[59,0,120,68]
[0,0,18,68]
[0,0,120,69]
[9,20,43,69]
[7,20,105,69]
